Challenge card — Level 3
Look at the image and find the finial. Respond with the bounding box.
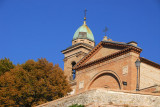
[103,36,108,41]
[83,9,87,25]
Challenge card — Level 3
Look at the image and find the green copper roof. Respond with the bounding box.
[73,22,94,42]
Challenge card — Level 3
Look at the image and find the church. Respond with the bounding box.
[61,15,160,95]
[38,13,160,107]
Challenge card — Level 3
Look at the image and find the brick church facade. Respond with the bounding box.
[61,16,160,95]
[37,14,160,107]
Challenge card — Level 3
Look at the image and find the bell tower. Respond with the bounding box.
[62,10,95,82]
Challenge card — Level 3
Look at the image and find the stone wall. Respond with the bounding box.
[37,89,160,107]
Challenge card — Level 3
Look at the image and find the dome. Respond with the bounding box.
[73,22,94,42]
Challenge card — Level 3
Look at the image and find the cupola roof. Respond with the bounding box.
[73,18,94,42]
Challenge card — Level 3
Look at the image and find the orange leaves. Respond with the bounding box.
[0,58,71,107]
[0,57,14,76]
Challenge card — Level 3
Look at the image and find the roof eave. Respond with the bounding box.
[61,43,94,54]
[140,57,160,69]
[73,47,142,70]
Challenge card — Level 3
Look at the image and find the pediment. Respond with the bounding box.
[85,46,121,64]
[73,41,142,70]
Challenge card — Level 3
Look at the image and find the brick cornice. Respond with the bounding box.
[74,47,142,70]
[73,42,103,69]
[140,57,160,69]
[63,51,87,62]
[73,41,142,70]
[101,41,135,49]
[61,43,93,54]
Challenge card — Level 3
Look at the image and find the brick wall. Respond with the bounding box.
[75,52,139,94]
[140,62,160,90]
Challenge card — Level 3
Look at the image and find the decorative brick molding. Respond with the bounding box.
[73,41,142,70]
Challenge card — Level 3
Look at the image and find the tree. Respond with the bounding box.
[0,58,71,107]
[0,57,14,75]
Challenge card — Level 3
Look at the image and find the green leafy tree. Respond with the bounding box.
[0,58,71,107]
[69,104,85,107]
[0,57,14,75]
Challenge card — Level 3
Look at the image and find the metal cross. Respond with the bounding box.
[103,27,108,36]
[84,9,87,18]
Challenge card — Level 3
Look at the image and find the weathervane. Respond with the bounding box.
[103,27,108,36]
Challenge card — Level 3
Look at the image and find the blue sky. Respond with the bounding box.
[0,0,160,69]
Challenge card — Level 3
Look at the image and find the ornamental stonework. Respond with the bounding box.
[79,81,84,89]
[122,65,128,75]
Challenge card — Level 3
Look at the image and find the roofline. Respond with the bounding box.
[74,47,142,70]
[73,41,103,68]
[72,38,95,42]
[127,41,137,44]
[63,51,87,61]
[102,40,141,49]
[74,40,142,68]
[61,43,94,53]
[140,57,160,69]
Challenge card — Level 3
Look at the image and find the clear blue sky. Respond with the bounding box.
[0,0,160,69]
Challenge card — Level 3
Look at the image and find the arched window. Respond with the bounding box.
[71,61,76,80]
[71,61,76,67]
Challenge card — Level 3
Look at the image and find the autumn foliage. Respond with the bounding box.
[0,58,71,107]
[0,58,14,76]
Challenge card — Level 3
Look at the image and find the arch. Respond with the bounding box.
[86,70,122,90]
[71,61,76,80]
[71,61,76,67]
